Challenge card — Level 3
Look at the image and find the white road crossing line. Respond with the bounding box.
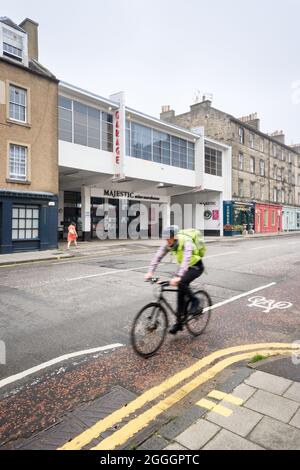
[0,344,124,390]
[209,282,276,312]
[206,251,239,258]
[67,252,241,281]
[67,265,150,281]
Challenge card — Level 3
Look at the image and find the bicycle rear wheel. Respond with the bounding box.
[186,290,212,337]
[131,302,168,358]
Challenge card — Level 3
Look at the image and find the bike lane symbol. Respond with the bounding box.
[247,296,293,314]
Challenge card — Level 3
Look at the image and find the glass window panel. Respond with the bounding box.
[12,219,18,229]
[12,230,18,240]
[25,230,32,239]
[26,220,32,229]
[12,208,19,218]
[33,219,39,229]
[19,230,25,239]
[59,96,72,109]
[19,208,25,218]
[26,209,32,218]
[32,230,39,239]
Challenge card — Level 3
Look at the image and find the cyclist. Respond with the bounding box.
[144,225,205,335]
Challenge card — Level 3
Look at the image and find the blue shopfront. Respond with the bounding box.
[223,201,255,235]
[0,190,58,254]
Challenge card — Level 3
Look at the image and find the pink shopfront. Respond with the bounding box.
[255,203,282,233]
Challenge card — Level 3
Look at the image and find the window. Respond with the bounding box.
[238,152,243,170]
[9,85,26,122]
[9,144,27,181]
[288,171,292,184]
[250,156,255,174]
[282,189,285,204]
[259,159,265,176]
[273,187,277,203]
[239,127,244,144]
[298,174,300,186]
[273,165,277,179]
[272,143,277,157]
[260,139,264,153]
[205,146,222,176]
[153,130,171,165]
[131,122,152,161]
[3,27,23,61]
[101,112,113,152]
[264,210,268,227]
[277,167,282,180]
[249,133,254,149]
[238,179,243,197]
[126,120,194,170]
[12,205,39,240]
[298,193,300,205]
[272,211,276,226]
[281,149,285,161]
[58,97,72,142]
[58,97,113,152]
[250,182,255,199]
[260,185,264,201]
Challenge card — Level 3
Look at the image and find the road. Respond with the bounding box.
[0,235,300,446]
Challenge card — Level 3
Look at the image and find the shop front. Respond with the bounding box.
[254,203,282,233]
[59,188,169,241]
[282,206,300,231]
[223,201,254,235]
[0,190,58,254]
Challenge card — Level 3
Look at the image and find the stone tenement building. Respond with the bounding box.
[160,98,300,233]
[0,17,59,253]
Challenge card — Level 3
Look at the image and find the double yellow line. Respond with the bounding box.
[58,342,299,451]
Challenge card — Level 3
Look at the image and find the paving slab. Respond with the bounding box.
[254,357,300,383]
[175,420,220,450]
[164,442,188,451]
[138,435,169,451]
[231,383,257,402]
[244,389,299,423]
[205,402,263,437]
[159,406,207,441]
[283,382,300,404]
[245,371,292,395]
[289,409,300,429]
[203,429,264,450]
[249,416,300,450]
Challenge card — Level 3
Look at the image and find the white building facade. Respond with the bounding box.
[58,82,232,239]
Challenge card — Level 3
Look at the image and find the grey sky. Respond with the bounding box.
[4,0,300,143]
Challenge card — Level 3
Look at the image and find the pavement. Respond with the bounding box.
[1,230,300,266]
[2,355,300,450]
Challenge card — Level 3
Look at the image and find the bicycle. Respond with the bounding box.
[131,278,212,358]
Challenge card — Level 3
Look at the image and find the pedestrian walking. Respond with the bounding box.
[67,222,78,249]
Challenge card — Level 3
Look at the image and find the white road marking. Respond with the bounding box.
[0,343,124,390]
[206,251,239,258]
[208,282,276,312]
[247,296,293,313]
[67,265,150,281]
[67,252,240,281]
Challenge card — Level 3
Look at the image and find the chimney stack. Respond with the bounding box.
[160,105,175,121]
[238,113,260,131]
[269,130,285,145]
[19,18,39,61]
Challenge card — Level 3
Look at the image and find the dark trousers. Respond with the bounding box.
[177,260,204,320]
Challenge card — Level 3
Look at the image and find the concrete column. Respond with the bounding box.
[195,203,205,233]
[58,191,64,240]
[81,186,91,241]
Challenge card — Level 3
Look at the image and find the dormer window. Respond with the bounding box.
[3,27,23,61]
[0,20,28,66]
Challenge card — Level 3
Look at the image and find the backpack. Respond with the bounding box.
[178,228,206,258]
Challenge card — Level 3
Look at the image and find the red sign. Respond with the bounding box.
[115,110,120,165]
[212,210,219,221]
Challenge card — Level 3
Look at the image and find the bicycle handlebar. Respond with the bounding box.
[147,277,170,287]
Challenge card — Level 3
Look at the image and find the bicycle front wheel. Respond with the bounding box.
[186,290,212,337]
[131,302,168,358]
